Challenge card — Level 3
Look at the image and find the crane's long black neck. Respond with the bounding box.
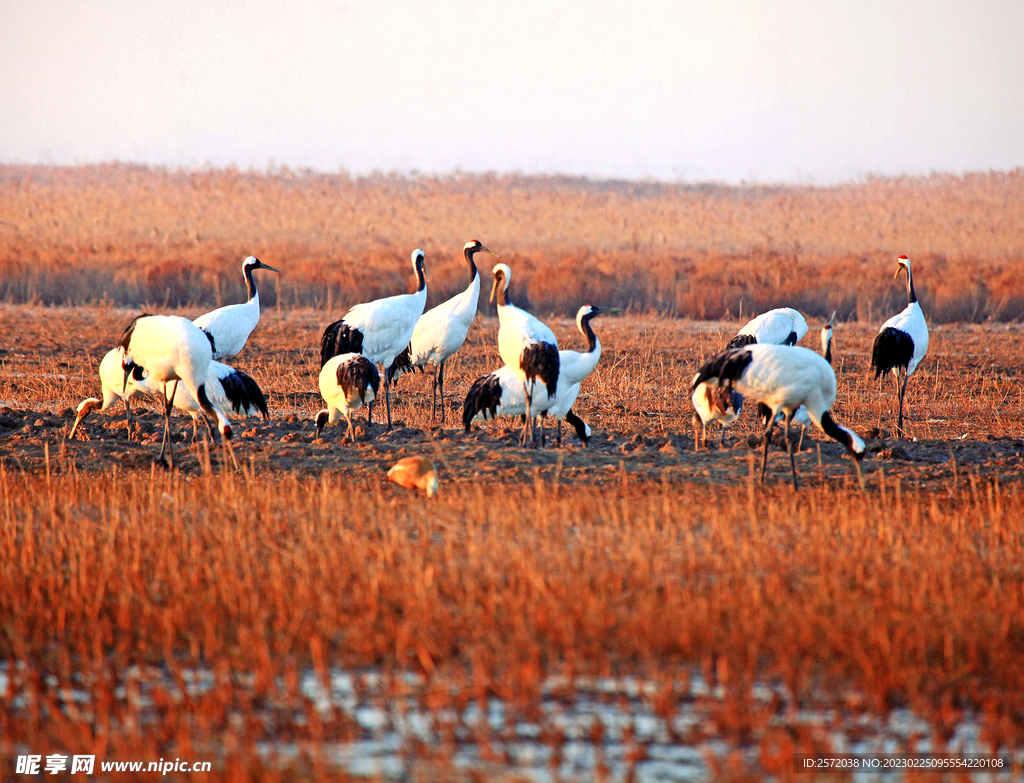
[495,279,511,307]
[824,337,833,365]
[906,266,917,304]
[580,312,599,353]
[243,264,258,301]
[464,246,480,286]
[414,257,426,292]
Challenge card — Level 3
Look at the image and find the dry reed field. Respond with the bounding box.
[2,164,1024,322]
[2,165,1024,780]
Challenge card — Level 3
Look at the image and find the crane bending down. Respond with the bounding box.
[390,240,499,423]
[692,344,865,489]
[118,314,237,469]
[193,256,280,360]
[871,256,928,438]
[316,353,380,442]
[727,307,808,349]
[320,249,427,431]
[70,348,266,442]
[491,263,559,447]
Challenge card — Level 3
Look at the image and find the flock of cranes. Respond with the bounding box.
[68,245,930,488]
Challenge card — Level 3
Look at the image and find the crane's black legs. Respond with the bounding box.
[125,398,135,442]
[438,360,446,425]
[521,381,534,447]
[759,414,776,484]
[384,379,394,431]
[897,369,909,439]
[156,380,179,468]
[784,410,799,489]
[430,366,438,423]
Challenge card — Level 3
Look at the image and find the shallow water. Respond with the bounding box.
[4,664,1014,781]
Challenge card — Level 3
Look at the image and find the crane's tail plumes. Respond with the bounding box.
[725,333,757,350]
[386,344,419,386]
[691,348,756,394]
[521,343,560,398]
[219,369,269,418]
[871,327,914,377]
[320,320,364,368]
[337,355,380,406]
[462,373,502,431]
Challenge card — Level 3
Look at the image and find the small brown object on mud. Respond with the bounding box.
[387,456,439,497]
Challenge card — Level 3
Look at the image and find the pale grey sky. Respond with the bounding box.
[1,0,1021,183]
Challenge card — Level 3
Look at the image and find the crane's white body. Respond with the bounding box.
[318,354,376,417]
[72,348,263,439]
[724,346,837,419]
[496,304,558,380]
[694,343,865,487]
[120,314,237,466]
[343,287,427,369]
[332,249,427,371]
[879,301,928,376]
[317,353,379,441]
[735,307,808,346]
[407,274,479,368]
[193,256,279,360]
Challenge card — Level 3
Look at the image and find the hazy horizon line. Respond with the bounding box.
[3,156,1021,190]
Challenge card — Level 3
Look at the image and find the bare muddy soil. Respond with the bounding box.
[2,305,1023,489]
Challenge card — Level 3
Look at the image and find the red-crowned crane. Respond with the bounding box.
[315,353,380,442]
[871,255,928,438]
[491,263,559,447]
[390,240,499,423]
[692,343,865,489]
[464,305,613,446]
[320,249,427,431]
[70,348,267,442]
[118,314,237,468]
[727,307,808,349]
[193,256,280,359]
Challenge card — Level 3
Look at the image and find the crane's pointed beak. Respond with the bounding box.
[122,365,131,394]
[602,307,623,314]
[259,262,281,273]
[481,247,500,258]
[828,310,836,326]
[489,277,498,303]
[894,265,904,280]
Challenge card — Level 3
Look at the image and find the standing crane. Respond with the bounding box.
[390,240,498,423]
[692,344,865,489]
[491,263,559,447]
[871,256,928,438]
[193,256,280,359]
[320,249,427,431]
